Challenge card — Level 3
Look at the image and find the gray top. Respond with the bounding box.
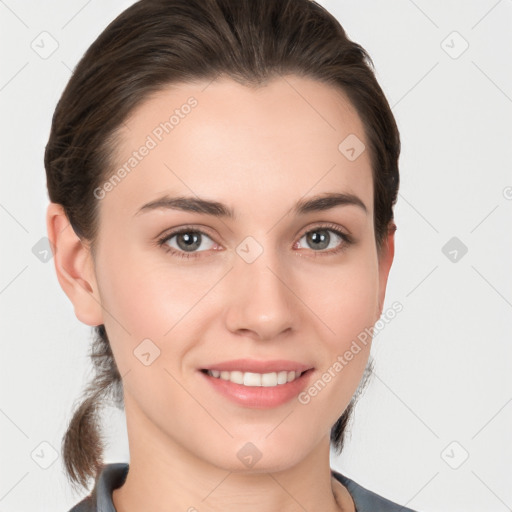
[68,463,418,512]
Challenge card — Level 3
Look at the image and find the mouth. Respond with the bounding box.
[198,365,315,408]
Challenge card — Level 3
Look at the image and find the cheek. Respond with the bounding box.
[96,243,209,330]
[296,264,377,424]
[298,252,380,345]
[94,246,222,372]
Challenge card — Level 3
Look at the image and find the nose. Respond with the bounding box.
[223,243,299,341]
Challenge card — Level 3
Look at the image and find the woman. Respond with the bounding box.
[45,0,414,510]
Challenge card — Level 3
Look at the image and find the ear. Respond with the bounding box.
[46,202,104,326]
[375,222,396,319]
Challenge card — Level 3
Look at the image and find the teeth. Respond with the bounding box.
[206,369,304,386]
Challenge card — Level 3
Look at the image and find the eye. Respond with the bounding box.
[156,223,353,260]
[157,227,217,259]
[294,223,352,256]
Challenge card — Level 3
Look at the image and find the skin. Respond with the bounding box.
[47,75,395,512]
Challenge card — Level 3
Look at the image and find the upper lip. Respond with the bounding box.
[201,359,314,374]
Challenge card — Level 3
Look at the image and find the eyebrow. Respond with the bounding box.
[134,191,368,218]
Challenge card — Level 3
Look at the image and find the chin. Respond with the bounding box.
[201,437,309,474]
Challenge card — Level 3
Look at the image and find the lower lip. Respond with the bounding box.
[199,369,314,408]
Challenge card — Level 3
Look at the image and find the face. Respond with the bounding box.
[76,75,393,472]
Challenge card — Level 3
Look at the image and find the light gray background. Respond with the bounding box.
[1,1,511,511]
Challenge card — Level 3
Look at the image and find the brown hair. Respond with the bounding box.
[45,0,400,494]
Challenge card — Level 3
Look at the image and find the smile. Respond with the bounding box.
[200,367,314,408]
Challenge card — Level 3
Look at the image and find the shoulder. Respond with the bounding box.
[331,468,419,512]
[67,495,94,512]
[66,463,129,512]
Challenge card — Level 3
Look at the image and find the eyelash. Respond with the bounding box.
[156,223,353,260]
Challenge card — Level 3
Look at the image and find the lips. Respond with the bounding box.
[198,358,315,408]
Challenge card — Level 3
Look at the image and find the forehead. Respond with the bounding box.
[100,75,373,220]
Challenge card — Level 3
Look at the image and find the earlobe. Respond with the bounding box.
[46,202,104,326]
[376,223,396,318]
